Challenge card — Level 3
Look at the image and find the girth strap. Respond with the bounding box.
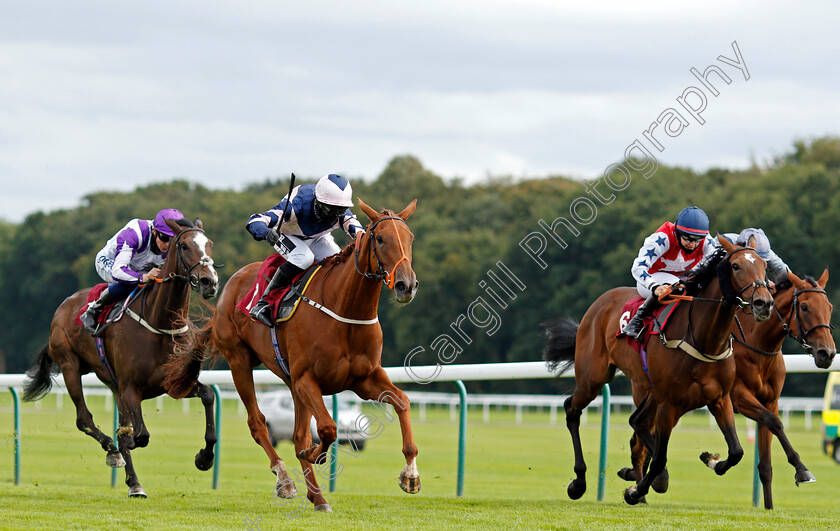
[124,307,190,335]
[660,333,734,362]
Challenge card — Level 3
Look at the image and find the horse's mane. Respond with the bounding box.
[329,210,396,265]
[774,274,818,294]
[682,248,726,295]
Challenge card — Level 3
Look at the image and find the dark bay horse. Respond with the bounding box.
[23,218,219,497]
[616,270,836,508]
[543,236,774,505]
[730,269,835,508]
[164,199,419,513]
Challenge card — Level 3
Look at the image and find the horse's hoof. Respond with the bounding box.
[567,479,586,500]
[128,486,147,498]
[399,471,421,494]
[106,452,126,468]
[700,451,721,470]
[795,470,817,485]
[275,479,298,499]
[652,470,669,494]
[314,503,333,513]
[133,434,150,448]
[624,486,642,506]
[617,467,636,482]
[195,449,215,471]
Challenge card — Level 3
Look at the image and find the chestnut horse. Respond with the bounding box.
[23,218,219,497]
[616,270,836,509]
[543,236,774,504]
[164,199,419,513]
[730,269,835,508]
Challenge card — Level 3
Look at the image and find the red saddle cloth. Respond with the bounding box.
[73,284,120,328]
[236,254,311,318]
[617,297,680,353]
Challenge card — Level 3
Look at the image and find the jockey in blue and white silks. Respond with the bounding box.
[722,228,790,283]
[245,173,365,327]
[80,208,186,334]
[623,206,717,339]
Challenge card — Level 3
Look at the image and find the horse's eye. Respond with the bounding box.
[376,235,384,244]
[180,243,189,251]
[731,263,740,271]
[801,303,809,312]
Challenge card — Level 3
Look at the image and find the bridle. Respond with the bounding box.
[150,227,218,289]
[354,214,411,289]
[723,247,771,311]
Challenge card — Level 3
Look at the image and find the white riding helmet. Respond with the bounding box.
[314,174,354,207]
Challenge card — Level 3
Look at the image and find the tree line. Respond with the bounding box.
[2,137,839,395]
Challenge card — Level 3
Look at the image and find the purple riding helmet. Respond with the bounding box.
[154,208,184,236]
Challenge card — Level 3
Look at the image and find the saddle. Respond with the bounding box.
[617,297,681,352]
[236,254,321,324]
[73,284,138,335]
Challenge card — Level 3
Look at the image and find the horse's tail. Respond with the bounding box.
[23,344,56,402]
[542,317,579,375]
[164,316,217,399]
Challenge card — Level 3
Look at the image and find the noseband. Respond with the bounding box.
[354,215,411,289]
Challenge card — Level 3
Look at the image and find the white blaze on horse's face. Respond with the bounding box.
[744,253,756,264]
[190,232,219,295]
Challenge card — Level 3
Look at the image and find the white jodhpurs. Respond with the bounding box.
[274,233,341,269]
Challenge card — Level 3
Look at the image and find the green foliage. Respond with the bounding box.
[2,138,839,397]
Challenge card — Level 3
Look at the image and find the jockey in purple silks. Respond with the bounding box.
[80,208,186,334]
[245,174,365,327]
[623,206,719,339]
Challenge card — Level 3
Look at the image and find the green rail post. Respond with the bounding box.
[455,380,467,497]
[10,387,21,485]
[752,430,760,507]
[212,385,222,490]
[597,384,611,501]
[112,394,118,488]
[329,395,338,493]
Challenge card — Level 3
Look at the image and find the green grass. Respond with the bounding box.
[0,392,839,529]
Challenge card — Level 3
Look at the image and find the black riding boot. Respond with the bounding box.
[249,262,305,327]
[623,295,661,339]
[80,288,118,335]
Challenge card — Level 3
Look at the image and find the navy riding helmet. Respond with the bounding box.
[675,206,709,241]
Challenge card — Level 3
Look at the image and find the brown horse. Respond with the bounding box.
[730,269,835,508]
[164,199,419,513]
[23,218,219,497]
[543,236,774,504]
[616,269,836,508]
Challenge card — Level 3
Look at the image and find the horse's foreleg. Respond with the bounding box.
[352,367,420,495]
[121,386,149,449]
[702,395,744,476]
[293,374,336,466]
[625,403,676,505]
[288,394,331,512]
[188,382,217,471]
[228,357,296,500]
[62,367,123,466]
[626,394,668,494]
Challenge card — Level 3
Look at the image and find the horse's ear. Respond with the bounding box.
[193,217,203,230]
[819,267,829,288]
[716,234,734,252]
[397,199,417,221]
[788,271,805,288]
[165,218,185,235]
[357,198,379,222]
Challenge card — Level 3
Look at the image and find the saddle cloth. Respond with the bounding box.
[617,297,681,353]
[236,254,320,324]
[73,284,120,328]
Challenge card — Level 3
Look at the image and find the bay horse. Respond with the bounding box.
[543,236,774,505]
[164,199,419,513]
[22,218,219,497]
[615,269,836,509]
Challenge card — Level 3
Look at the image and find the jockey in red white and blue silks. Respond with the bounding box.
[245,173,365,327]
[623,206,716,338]
[80,208,186,334]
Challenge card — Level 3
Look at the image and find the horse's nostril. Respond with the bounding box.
[395,281,406,293]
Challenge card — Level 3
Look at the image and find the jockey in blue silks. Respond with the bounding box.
[80,208,185,334]
[245,174,365,327]
[623,206,719,339]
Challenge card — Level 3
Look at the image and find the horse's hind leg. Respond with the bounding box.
[564,381,604,501]
[227,353,297,500]
[289,392,331,512]
[187,382,217,471]
[352,367,420,495]
[61,363,124,467]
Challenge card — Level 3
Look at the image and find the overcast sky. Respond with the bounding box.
[2,1,838,222]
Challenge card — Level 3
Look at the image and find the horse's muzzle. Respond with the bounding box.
[394,279,418,304]
[199,276,218,299]
[751,297,773,321]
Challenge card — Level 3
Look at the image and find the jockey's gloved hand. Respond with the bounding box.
[265,228,279,246]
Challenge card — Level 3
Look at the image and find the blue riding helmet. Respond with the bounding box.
[675,206,709,240]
